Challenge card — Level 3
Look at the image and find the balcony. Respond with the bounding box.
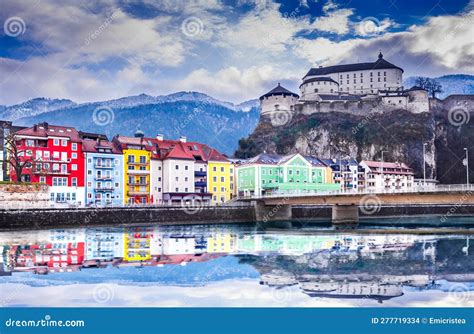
[95,176,113,181]
[127,182,149,186]
[34,169,70,175]
[195,181,207,187]
[127,190,149,196]
[94,164,113,169]
[127,169,149,175]
[94,187,114,192]
[127,161,147,166]
[195,171,206,177]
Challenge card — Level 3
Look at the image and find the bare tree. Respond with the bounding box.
[415,77,430,90]
[426,79,443,98]
[4,133,35,182]
[414,77,443,98]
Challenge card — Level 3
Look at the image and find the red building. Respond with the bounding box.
[11,122,86,205]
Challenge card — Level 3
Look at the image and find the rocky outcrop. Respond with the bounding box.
[235,96,473,184]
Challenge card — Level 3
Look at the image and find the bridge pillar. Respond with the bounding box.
[332,204,359,226]
[254,201,292,222]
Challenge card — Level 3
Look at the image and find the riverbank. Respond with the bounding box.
[1,204,474,231]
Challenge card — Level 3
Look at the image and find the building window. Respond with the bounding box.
[53,139,59,146]
[40,176,46,183]
[175,187,179,192]
[72,178,77,186]
[139,156,146,163]
[175,165,179,170]
[185,165,189,170]
[72,164,77,171]
[72,143,77,151]
[128,155,135,163]
[61,139,67,146]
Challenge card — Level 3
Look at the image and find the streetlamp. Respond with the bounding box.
[381,150,388,191]
[464,147,469,187]
[423,142,428,187]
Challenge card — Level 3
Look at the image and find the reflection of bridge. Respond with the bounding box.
[239,184,474,224]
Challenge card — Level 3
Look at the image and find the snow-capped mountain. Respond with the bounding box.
[0,97,76,121]
[9,92,261,155]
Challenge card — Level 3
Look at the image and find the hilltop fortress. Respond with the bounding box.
[259,52,472,118]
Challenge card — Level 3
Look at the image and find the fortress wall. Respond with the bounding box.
[296,99,386,115]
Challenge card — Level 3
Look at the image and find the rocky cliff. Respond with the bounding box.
[235,96,473,184]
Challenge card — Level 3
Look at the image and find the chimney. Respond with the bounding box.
[179,136,187,143]
[156,134,164,141]
[33,124,37,131]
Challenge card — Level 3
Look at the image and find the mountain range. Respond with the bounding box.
[1,74,472,155]
[0,92,260,155]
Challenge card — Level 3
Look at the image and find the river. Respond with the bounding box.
[0,216,473,307]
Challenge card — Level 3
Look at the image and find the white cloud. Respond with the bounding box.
[176,65,300,102]
[311,8,353,35]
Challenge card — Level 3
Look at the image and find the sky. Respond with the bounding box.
[0,0,473,105]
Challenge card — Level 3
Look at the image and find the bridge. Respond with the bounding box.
[238,184,474,225]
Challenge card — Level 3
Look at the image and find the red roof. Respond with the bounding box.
[15,122,82,141]
[112,135,229,162]
[82,138,121,154]
[362,160,414,175]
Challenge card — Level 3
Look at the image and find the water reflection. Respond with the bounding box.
[0,222,473,306]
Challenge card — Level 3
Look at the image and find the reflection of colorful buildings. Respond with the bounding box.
[85,228,123,261]
[207,232,236,253]
[123,227,153,261]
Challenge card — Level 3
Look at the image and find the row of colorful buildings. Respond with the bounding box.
[3,122,415,206]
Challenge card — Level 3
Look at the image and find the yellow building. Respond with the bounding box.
[113,135,151,204]
[123,228,153,261]
[207,232,236,253]
[207,149,233,205]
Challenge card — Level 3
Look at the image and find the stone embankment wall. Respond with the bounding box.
[0,183,49,210]
[0,205,256,230]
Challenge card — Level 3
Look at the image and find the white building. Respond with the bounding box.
[360,160,414,191]
[303,52,403,96]
[150,158,163,204]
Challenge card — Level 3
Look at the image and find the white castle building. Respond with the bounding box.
[260,52,430,117]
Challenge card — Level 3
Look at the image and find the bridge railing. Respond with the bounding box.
[244,184,474,199]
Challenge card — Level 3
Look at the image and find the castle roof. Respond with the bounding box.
[303,53,403,79]
[300,77,339,87]
[259,83,299,100]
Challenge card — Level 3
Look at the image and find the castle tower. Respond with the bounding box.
[259,83,299,117]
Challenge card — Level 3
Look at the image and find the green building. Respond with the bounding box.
[236,153,340,197]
